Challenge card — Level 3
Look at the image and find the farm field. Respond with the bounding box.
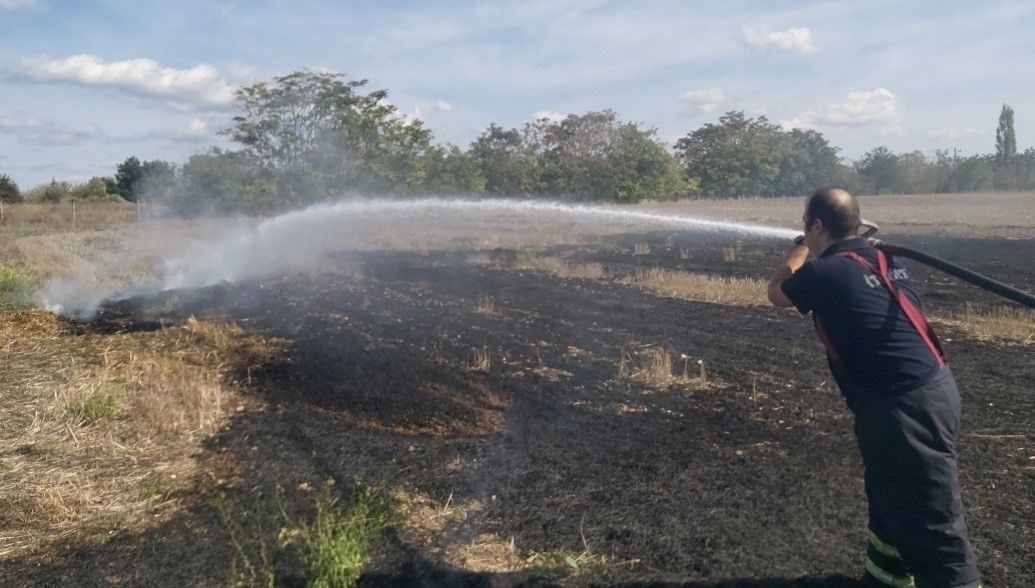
[1,193,1033,586]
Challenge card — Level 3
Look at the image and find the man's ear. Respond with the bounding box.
[809,218,825,235]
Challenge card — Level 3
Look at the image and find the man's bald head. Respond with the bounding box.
[805,187,860,239]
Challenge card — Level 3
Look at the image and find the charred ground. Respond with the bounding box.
[3,230,1033,586]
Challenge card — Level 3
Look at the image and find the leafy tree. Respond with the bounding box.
[674,111,788,197]
[532,110,616,197]
[772,129,852,196]
[896,151,937,193]
[225,70,435,201]
[178,149,275,214]
[856,146,906,194]
[115,157,174,202]
[139,160,178,204]
[115,156,144,201]
[419,146,486,195]
[996,104,1017,160]
[598,121,689,201]
[932,150,994,193]
[994,148,1035,191]
[0,174,21,203]
[953,155,996,192]
[521,110,689,201]
[469,123,541,196]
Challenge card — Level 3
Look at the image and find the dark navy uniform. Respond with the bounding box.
[782,237,981,588]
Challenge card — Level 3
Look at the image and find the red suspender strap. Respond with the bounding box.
[836,249,946,366]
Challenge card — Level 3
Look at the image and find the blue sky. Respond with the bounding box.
[2,0,1033,188]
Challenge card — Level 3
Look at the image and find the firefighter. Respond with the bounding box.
[767,187,981,587]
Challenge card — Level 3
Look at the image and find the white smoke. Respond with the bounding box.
[39,198,798,318]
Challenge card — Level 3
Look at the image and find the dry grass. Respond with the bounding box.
[621,267,768,306]
[936,304,1035,345]
[470,346,492,372]
[506,253,767,307]
[619,346,672,387]
[633,242,651,256]
[0,201,137,234]
[0,310,287,559]
[473,294,495,314]
[465,252,493,266]
[513,256,607,280]
[393,488,626,580]
[500,248,1033,354]
[722,241,742,263]
[617,346,714,390]
[393,489,530,575]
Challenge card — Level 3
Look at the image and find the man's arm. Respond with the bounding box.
[768,242,810,307]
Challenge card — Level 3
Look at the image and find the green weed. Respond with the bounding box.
[211,480,395,588]
[526,547,608,575]
[514,246,545,264]
[139,477,186,500]
[525,516,616,578]
[0,263,34,310]
[306,481,395,588]
[65,390,122,425]
[210,490,279,588]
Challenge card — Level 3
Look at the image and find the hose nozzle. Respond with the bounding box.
[858,219,879,238]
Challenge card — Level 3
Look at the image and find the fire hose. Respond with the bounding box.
[857,220,1035,310]
[869,240,1035,310]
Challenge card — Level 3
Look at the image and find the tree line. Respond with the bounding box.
[1,70,1032,211]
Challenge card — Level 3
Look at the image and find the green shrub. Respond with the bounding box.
[0,174,21,203]
[70,177,116,201]
[24,180,72,203]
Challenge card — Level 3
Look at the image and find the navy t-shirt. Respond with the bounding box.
[781,237,942,394]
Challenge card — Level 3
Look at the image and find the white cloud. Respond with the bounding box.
[818,88,900,126]
[15,54,237,110]
[928,127,979,140]
[185,118,209,136]
[1,109,219,147]
[109,117,224,145]
[743,26,818,54]
[155,118,218,143]
[0,0,39,9]
[0,110,105,145]
[791,88,901,128]
[778,118,815,131]
[680,88,724,113]
[532,111,565,123]
[408,99,455,120]
[185,2,237,27]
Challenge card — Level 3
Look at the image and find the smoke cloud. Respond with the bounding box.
[39,198,798,319]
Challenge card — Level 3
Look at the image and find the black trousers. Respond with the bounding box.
[837,366,981,587]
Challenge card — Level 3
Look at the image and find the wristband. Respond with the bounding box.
[793,235,806,246]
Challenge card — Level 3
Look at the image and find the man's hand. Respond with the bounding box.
[767,241,810,307]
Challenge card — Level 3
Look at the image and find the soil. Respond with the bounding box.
[3,230,1033,586]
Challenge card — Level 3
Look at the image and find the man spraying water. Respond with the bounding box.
[767,187,982,587]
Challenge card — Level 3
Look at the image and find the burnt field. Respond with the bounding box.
[4,228,1033,586]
